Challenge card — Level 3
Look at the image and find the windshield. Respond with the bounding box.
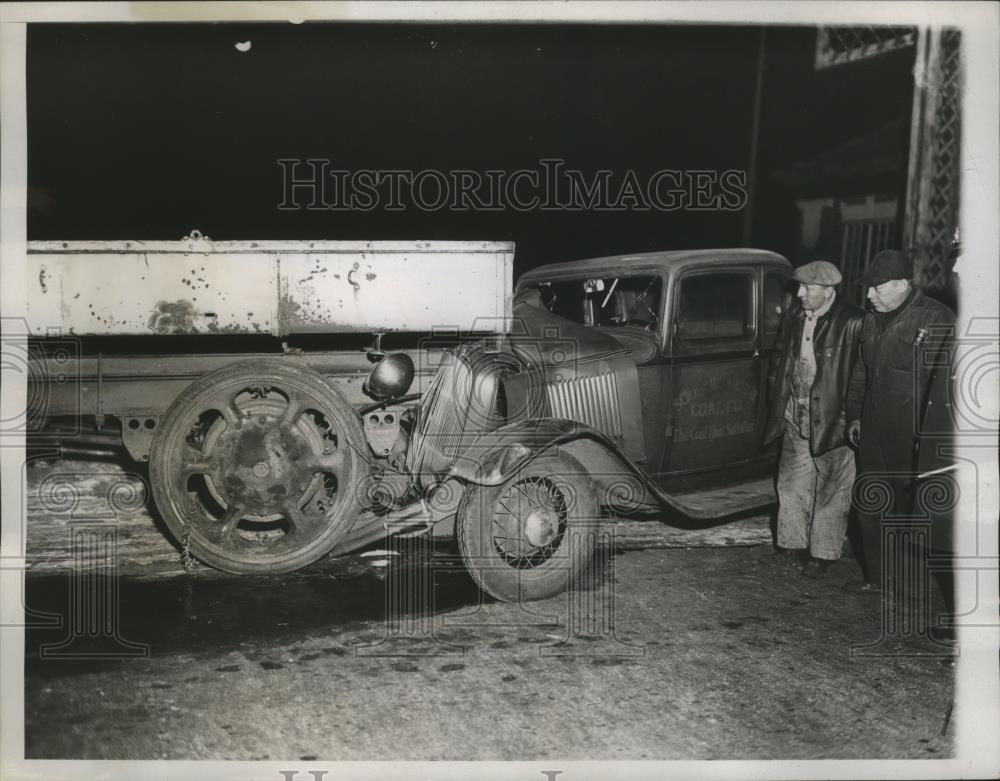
[536,275,662,332]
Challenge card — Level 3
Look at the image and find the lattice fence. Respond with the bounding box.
[841,218,898,306]
[907,29,963,294]
[815,26,917,69]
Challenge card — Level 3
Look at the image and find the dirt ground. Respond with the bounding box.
[19,457,957,761]
[15,454,954,761]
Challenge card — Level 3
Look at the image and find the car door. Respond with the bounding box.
[660,266,763,475]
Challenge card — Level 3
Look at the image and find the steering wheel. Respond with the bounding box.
[623,279,659,328]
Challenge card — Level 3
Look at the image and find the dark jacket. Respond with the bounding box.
[846,288,956,427]
[763,295,865,456]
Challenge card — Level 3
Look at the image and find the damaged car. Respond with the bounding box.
[26,239,791,600]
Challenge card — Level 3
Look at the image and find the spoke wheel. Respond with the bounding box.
[150,359,365,574]
[457,451,599,601]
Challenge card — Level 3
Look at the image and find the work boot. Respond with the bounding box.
[801,557,832,578]
[774,546,807,563]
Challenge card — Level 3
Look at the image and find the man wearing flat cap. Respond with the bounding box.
[764,260,864,576]
[846,249,956,594]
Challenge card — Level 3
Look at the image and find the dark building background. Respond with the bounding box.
[27,22,916,277]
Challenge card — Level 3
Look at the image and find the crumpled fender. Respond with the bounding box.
[445,417,711,518]
[445,418,605,484]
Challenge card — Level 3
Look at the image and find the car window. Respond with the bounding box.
[540,275,662,332]
[676,272,753,342]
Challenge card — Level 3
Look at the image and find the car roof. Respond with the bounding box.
[518,248,790,286]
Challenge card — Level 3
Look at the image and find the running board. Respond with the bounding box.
[664,477,777,521]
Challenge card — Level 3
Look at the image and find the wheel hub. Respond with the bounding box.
[523,507,558,547]
[211,414,315,516]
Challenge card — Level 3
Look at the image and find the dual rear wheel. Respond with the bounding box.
[149,360,365,574]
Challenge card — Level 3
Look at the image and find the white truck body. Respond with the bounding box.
[26,239,514,337]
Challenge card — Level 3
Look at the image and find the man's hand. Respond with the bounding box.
[847,419,861,447]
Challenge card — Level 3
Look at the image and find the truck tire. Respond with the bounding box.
[149,359,366,574]
[456,451,600,601]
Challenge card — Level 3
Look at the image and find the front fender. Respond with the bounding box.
[446,417,692,515]
[446,418,769,521]
[446,418,613,486]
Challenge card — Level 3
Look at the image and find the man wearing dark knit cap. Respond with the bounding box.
[764,260,864,576]
[846,249,956,594]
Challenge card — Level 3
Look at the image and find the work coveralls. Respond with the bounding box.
[764,296,864,559]
[846,288,956,586]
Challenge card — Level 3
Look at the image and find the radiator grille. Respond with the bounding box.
[410,352,475,475]
[545,372,623,439]
[409,345,515,477]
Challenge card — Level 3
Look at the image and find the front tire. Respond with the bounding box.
[456,451,599,601]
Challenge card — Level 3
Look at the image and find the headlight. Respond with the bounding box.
[363,352,415,400]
